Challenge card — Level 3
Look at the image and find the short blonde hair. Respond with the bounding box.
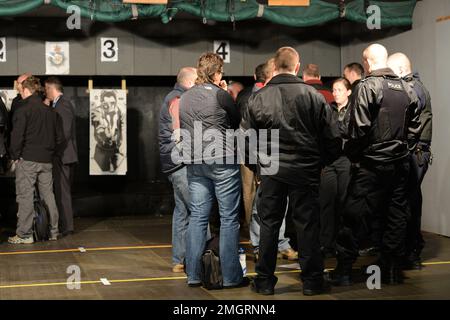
[274,47,299,72]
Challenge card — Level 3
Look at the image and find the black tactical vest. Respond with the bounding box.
[372,77,411,144]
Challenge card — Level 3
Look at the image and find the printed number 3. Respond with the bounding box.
[103,40,116,59]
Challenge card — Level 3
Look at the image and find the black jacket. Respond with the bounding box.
[241,73,339,186]
[236,83,263,119]
[9,94,24,133]
[344,68,421,164]
[179,83,240,164]
[54,95,78,165]
[159,83,186,174]
[403,73,432,145]
[0,97,8,157]
[330,101,351,158]
[10,94,65,163]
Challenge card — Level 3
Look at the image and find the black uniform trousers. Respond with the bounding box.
[53,157,75,234]
[319,156,351,251]
[406,147,431,258]
[336,159,410,268]
[255,175,323,286]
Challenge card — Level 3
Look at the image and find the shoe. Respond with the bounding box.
[49,234,59,241]
[359,246,380,257]
[224,277,250,289]
[8,235,34,244]
[279,248,298,261]
[381,265,404,285]
[188,282,202,287]
[61,230,74,237]
[329,263,353,286]
[172,264,185,273]
[250,276,278,296]
[303,280,331,296]
[402,254,423,270]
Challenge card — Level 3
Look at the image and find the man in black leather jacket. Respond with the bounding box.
[388,53,433,270]
[242,47,339,296]
[332,44,421,286]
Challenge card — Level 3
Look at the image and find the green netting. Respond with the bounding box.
[51,0,166,22]
[263,0,340,27]
[0,0,417,27]
[0,0,43,16]
[345,0,417,26]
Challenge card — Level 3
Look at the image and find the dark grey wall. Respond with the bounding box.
[0,17,342,76]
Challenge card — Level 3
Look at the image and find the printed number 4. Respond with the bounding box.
[216,42,228,61]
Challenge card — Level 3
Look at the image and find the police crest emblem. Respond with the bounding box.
[46,41,70,74]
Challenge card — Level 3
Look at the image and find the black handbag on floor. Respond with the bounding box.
[201,249,223,290]
[33,187,51,241]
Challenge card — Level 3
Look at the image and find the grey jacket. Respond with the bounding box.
[179,83,239,164]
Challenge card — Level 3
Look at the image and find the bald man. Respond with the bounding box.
[242,47,339,296]
[388,53,433,270]
[332,44,421,286]
[159,67,197,273]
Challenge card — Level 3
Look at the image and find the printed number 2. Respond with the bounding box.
[215,42,229,62]
[103,40,116,59]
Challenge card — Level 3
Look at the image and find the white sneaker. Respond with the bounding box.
[8,235,34,244]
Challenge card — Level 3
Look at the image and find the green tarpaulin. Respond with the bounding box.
[0,0,417,27]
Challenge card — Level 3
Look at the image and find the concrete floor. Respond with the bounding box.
[0,215,449,300]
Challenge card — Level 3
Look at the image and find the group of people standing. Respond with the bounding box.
[0,74,78,243]
[159,43,432,296]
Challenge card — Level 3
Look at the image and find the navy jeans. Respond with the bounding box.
[185,163,243,286]
[168,166,191,265]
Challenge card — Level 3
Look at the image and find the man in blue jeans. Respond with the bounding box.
[158,67,197,272]
[179,53,247,288]
[250,190,298,261]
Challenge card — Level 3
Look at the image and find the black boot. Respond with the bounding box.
[303,279,331,296]
[402,251,423,270]
[329,261,352,287]
[251,276,278,296]
[380,257,404,285]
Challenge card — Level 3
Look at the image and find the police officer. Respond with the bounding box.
[387,53,433,270]
[332,44,421,285]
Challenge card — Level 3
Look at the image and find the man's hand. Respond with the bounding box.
[219,80,228,91]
